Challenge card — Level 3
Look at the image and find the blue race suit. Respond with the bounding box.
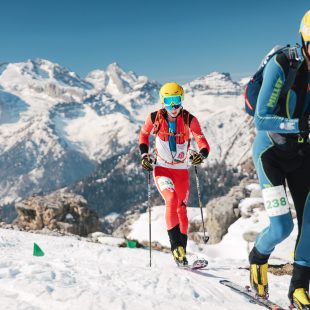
[250,50,310,291]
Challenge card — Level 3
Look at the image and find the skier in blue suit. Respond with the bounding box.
[249,10,310,309]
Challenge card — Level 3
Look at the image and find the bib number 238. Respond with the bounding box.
[262,185,289,217]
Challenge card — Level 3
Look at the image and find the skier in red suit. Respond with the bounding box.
[139,82,210,266]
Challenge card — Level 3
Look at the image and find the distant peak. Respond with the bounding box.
[183,71,241,95]
[109,62,121,67]
[34,58,58,66]
[187,72,234,86]
[106,62,125,73]
[205,72,232,80]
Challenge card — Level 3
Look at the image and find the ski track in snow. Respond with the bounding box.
[0,228,291,310]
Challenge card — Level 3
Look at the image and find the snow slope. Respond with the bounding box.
[0,207,296,310]
[129,205,297,262]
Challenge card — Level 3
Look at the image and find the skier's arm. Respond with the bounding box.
[255,55,299,133]
[190,116,210,158]
[139,113,154,157]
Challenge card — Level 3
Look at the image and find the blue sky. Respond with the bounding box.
[0,0,309,84]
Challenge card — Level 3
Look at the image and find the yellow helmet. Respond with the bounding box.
[300,10,310,42]
[159,82,184,104]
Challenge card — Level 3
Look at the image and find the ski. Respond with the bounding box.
[219,280,286,310]
[179,258,208,270]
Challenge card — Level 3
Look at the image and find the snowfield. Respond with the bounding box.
[0,209,297,310]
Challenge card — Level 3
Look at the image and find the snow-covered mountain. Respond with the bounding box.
[0,59,159,205]
[183,72,253,166]
[0,59,252,213]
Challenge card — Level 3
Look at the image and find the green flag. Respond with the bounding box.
[33,243,45,256]
[126,239,137,248]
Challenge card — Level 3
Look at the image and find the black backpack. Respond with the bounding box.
[244,45,301,116]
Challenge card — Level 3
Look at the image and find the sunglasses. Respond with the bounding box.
[165,104,182,111]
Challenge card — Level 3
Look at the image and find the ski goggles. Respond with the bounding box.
[162,95,182,110]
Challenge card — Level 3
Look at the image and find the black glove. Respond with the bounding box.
[190,152,205,166]
[299,116,310,132]
[141,154,153,171]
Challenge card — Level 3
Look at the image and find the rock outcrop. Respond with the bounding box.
[15,190,101,236]
[205,179,255,244]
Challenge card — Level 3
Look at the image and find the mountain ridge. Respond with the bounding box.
[0,59,252,217]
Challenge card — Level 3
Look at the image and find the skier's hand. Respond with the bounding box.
[190,152,205,166]
[141,154,153,171]
[299,116,310,132]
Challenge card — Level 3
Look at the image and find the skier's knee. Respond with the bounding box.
[165,195,178,209]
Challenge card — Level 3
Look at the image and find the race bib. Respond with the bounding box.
[157,177,175,191]
[262,185,289,217]
[175,143,188,162]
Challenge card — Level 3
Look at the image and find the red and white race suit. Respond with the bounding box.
[139,109,210,233]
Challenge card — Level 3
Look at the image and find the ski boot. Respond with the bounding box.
[289,288,310,309]
[168,225,188,266]
[172,246,188,266]
[249,247,270,298]
[288,263,310,309]
[250,263,269,298]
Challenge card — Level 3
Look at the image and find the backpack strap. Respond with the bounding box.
[177,109,190,143]
[275,54,307,138]
[279,46,301,95]
[151,109,166,135]
[292,60,308,119]
[180,109,194,127]
[279,65,299,95]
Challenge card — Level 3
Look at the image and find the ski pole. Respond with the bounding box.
[147,171,152,267]
[194,166,209,244]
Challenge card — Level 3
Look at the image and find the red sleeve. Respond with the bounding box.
[190,116,210,153]
[139,113,154,153]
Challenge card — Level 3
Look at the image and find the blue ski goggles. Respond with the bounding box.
[162,95,182,111]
